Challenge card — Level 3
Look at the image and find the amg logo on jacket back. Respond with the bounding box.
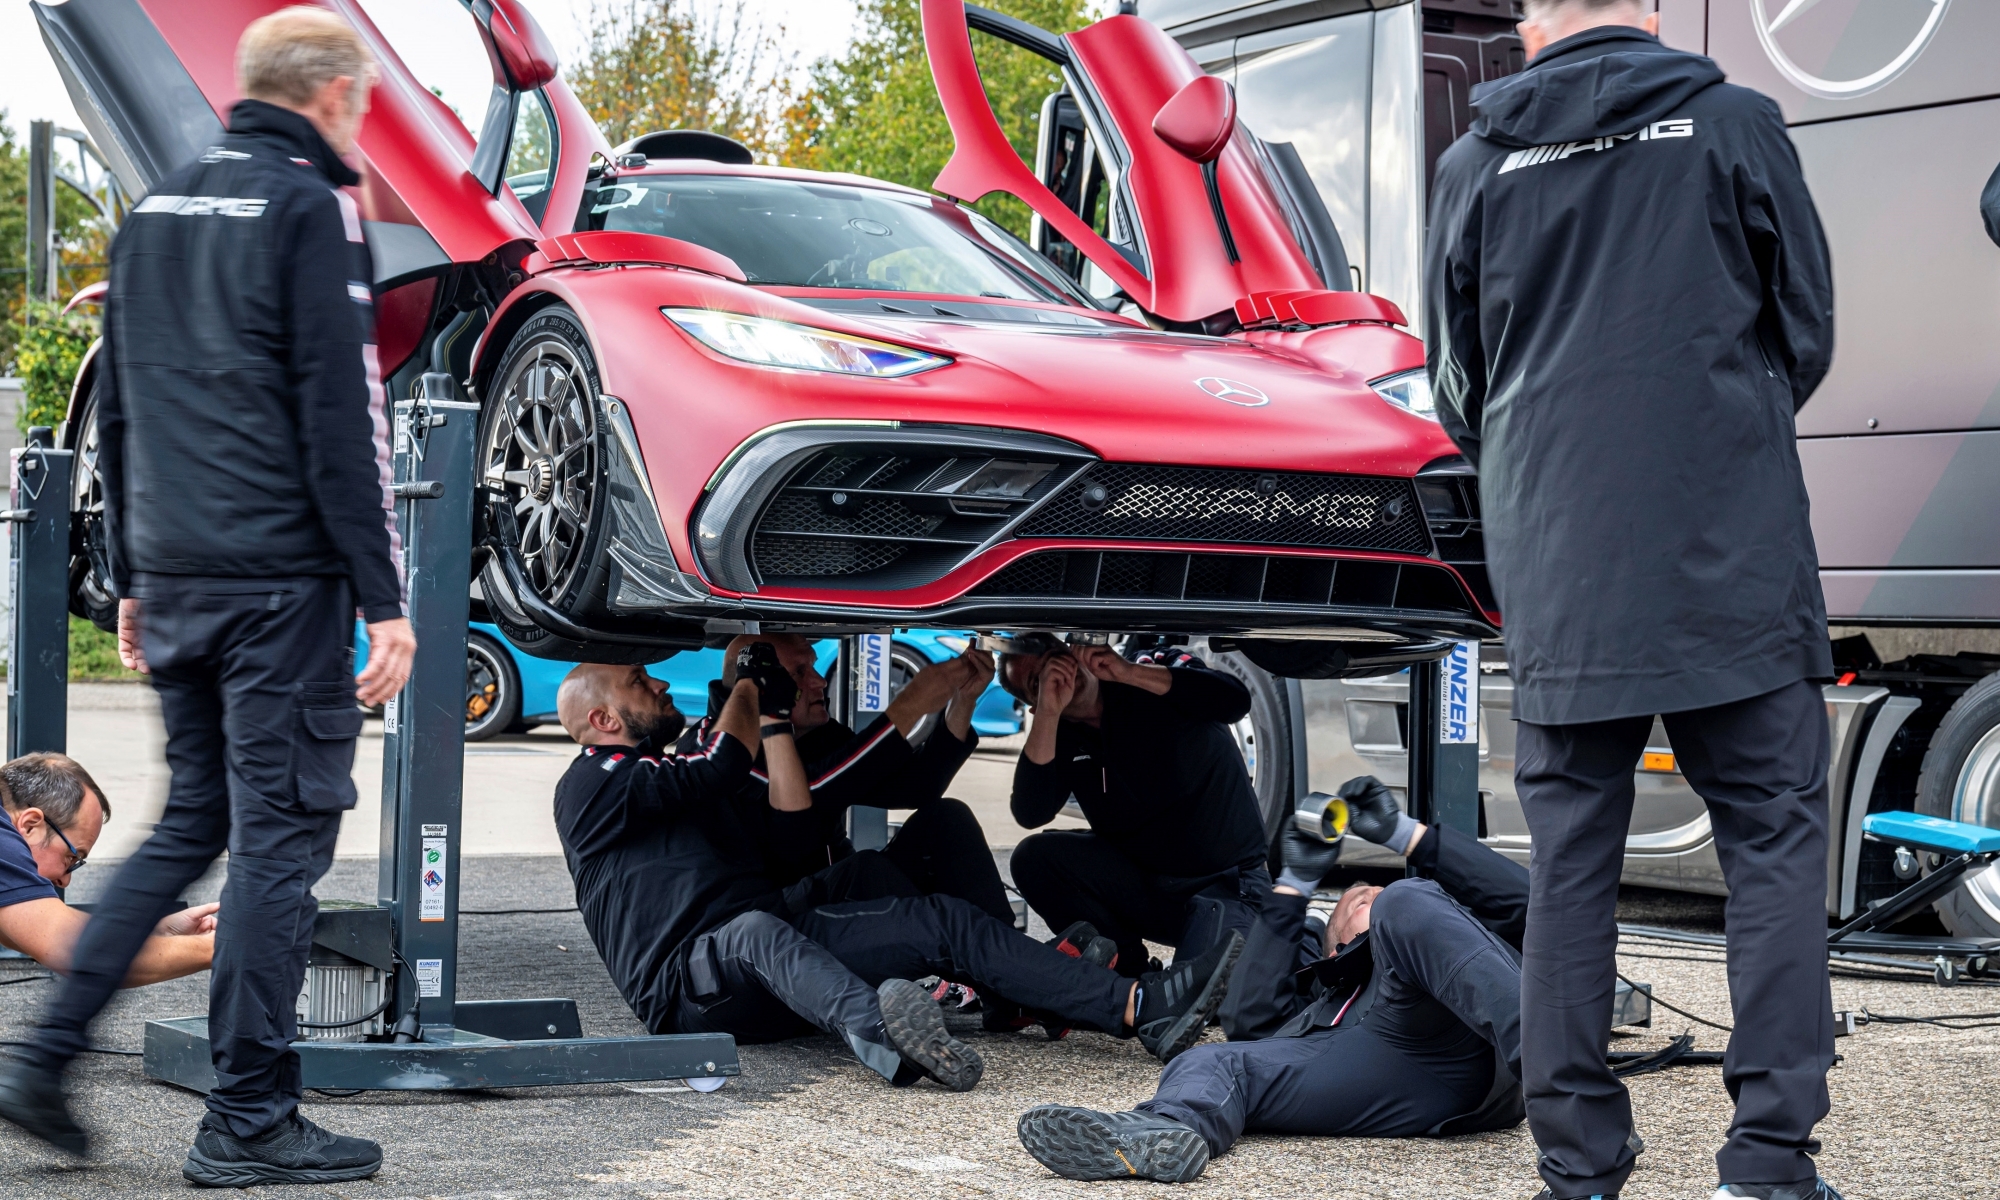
[134,195,270,217]
[1497,119,1694,175]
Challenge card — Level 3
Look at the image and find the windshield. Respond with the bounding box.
[578,174,1088,304]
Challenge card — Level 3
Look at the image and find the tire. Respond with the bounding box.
[1205,644,1296,847]
[476,305,610,631]
[64,375,118,633]
[1915,670,2000,937]
[464,633,522,742]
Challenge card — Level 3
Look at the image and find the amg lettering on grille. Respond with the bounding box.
[1017,465,1430,554]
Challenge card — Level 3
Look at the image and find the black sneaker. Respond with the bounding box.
[1133,930,1244,1064]
[1018,1105,1209,1182]
[182,1111,382,1186]
[878,978,983,1092]
[1532,1191,1619,1200]
[1714,1180,1844,1200]
[0,1055,87,1158]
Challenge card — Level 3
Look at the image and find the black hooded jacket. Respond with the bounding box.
[99,101,403,620]
[1425,28,1834,724]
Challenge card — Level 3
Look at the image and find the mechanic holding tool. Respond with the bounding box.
[0,9,409,1186]
[553,648,1243,1090]
[1004,635,1269,974]
[0,754,218,986]
[1425,2,1838,1198]
[681,633,1011,925]
[1017,776,1528,1183]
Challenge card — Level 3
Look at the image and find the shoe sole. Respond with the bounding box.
[183,1148,382,1187]
[1017,1106,1209,1182]
[1149,930,1245,1065]
[879,979,983,1092]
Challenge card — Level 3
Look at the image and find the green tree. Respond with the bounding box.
[0,113,112,411]
[799,0,1099,237]
[567,0,800,161]
[16,301,94,432]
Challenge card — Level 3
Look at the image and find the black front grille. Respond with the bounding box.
[972,549,1480,617]
[749,448,1081,589]
[1016,464,1430,554]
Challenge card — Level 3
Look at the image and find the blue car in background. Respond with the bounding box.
[356,624,1023,743]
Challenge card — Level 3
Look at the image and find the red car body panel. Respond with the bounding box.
[923,0,1322,324]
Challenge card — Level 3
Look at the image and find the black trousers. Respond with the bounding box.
[883,798,1012,925]
[1011,830,1268,974]
[670,890,1131,1072]
[1516,679,1833,1194]
[1139,879,1510,1154]
[28,575,359,1138]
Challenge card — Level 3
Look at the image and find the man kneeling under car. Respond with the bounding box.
[1018,776,1527,1182]
[552,648,1244,1091]
[681,633,1012,926]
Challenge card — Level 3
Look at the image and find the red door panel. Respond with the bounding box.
[922,0,1320,324]
[130,0,541,261]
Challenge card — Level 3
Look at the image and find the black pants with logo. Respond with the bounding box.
[28,574,361,1139]
[1515,679,1834,1194]
[1010,830,1268,974]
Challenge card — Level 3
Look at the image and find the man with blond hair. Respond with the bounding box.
[0,7,407,1185]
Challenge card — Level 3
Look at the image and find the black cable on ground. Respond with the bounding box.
[459,907,578,915]
[1850,1007,2000,1030]
[1607,1033,1727,1076]
[0,1039,140,1056]
[296,995,394,1030]
[1618,971,1734,1032]
[0,973,55,986]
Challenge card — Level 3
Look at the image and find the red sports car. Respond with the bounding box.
[40,0,1495,674]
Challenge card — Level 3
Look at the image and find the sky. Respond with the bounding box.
[0,0,860,144]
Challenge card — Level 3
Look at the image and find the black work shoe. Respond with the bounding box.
[879,978,983,1092]
[1133,930,1245,1064]
[182,1111,382,1186]
[1531,1191,1619,1200]
[0,1055,87,1159]
[1050,920,1101,957]
[1713,1180,1844,1200]
[1018,1105,1209,1182]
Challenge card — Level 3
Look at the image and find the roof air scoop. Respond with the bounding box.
[612,130,755,165]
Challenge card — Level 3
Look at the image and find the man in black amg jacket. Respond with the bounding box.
[1005,638,1270,974]
[0,10,407,1187]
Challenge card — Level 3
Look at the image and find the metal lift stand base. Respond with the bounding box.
[140,376,737,1091]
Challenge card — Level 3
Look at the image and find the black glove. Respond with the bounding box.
[735,642,796,720]
[1278,827,1342,894]
[1341,775,1409,849]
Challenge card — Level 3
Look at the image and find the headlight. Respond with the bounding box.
[1369,368,1436,420]
[663,308,950,378]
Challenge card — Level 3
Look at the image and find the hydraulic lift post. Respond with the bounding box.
[142,375,738,1092]
[5,429,72,759]
[1406,640,1481,840]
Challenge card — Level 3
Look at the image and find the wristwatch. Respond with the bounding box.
[759,721,793,739]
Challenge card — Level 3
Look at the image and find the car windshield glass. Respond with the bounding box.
[578,175,1081,303]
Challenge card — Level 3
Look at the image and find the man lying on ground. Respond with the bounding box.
[683,633,1011,925]
[0,753,218,983]
[553,652,1243,1092]
[1018,776,1527,1181]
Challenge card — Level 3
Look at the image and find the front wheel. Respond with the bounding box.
[1205,644,1296,847]
[1917,670,2000,937]
[65,374,118,633]
[476,306,609,640]
[464,633,522,742]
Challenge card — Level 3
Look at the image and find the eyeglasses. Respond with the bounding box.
[44,820,87,872]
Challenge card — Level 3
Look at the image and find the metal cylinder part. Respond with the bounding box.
[1294,791,1350,843]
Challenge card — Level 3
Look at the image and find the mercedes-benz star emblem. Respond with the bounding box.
[1194,377,1270,407]
[1752,0,1950,100]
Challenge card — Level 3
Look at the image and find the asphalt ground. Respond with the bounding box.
[1,686,1996,1196]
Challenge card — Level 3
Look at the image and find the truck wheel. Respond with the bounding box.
[1915,670,2000,937]
[464,633,522,742]
[1206,645,1295,846]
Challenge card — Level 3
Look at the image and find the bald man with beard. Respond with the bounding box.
[549,653,1249,1088]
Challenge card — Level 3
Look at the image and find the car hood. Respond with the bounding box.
[843,311,1449,477]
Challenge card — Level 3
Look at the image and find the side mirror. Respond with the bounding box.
[472,0,559,90]
[1151,75,1236,164]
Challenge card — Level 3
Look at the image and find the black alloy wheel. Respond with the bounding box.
[464,633,522,742]
[1205,644,1297,849]
[478,306,607,623]
[65,375,118,633]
